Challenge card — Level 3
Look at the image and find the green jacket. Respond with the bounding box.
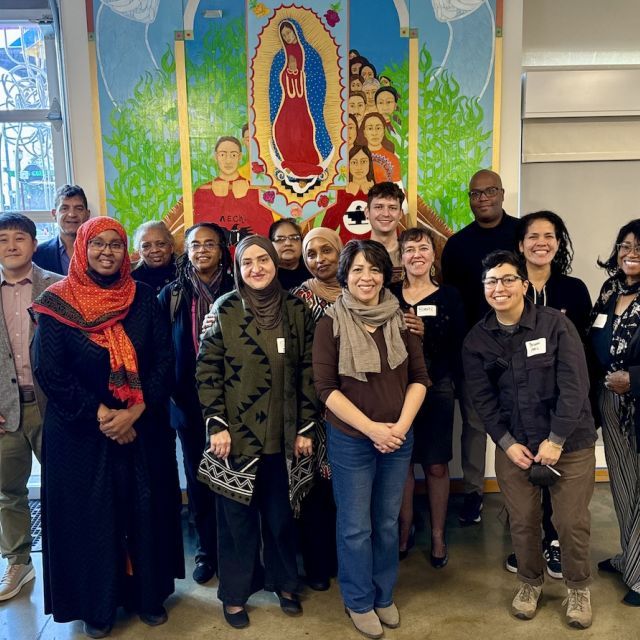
[196,290,320,505]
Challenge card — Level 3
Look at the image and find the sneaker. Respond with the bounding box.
[505,552,518,573]
[0,562,35,601]
[459,492,483,526]
[543,540,563,579]
[563,587,592,629]
[511,582,542,620]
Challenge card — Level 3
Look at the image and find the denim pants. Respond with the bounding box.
[328,423,413,613]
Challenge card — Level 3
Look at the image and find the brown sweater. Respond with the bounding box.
[312,315,430,438]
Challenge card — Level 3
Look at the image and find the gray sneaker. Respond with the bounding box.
[563,587,592,629]
[0,562,35,601]
[511,582,542,620]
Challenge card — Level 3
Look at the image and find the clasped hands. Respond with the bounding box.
[97,402,145,445]
[605,370,631,395]
[367,421,408,454]
[506,439,561,470]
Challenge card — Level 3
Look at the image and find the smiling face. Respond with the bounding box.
[87,229,125,277]
[519,218,558,270]
[366,196,402,236]
[347,251,384,306]
[215,140,242,178]
[305,237,339,283]
[138,227,173,268]
[363,117,385,149]
[401,236,435,279]
[349,149,370,182]
[469,171,504,227]
[0,227,37,277]
[187,226,223,279]
[240,243,277,290]
[52,195,90,237]
[348,96,366,123]
[617,232,640,284]
[483,262,527,317]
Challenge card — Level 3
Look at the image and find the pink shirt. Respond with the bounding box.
[0,268,34,387]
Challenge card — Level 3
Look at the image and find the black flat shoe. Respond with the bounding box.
[623,590,640,606]
[307,578,330,591]
[430,548,449,569]
[276,591,303,616]
[139,606,168,626]
[597,558,621,574]
[83,621,112,639]
[223,606,250,629]
[193,561,216,584]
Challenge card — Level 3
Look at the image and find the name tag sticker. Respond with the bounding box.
[277,338,286,354]
[525,338,547,357]
[592,313,607,329]
[417,304,437,317]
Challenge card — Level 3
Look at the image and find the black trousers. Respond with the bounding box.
[297,475,337,581]
[216,453,299,606]
[177,425,217,567]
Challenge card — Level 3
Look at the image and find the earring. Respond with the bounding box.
[430,265,436,277]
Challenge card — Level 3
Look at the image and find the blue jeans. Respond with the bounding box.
[327,423,413,613]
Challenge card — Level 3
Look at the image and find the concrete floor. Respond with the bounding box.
[0,484,636,640]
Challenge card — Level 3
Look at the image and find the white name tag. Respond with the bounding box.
[277,338,286,354]
[525,338,547,357]
[417,304,437,317]
[592,313,607,329]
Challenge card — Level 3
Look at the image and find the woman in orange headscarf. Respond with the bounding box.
[33,217,183,638]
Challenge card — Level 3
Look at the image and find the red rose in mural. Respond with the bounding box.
[317,194,329,208]
[324,9,339,27]
[263,190,276,203]
[251,161,265,174]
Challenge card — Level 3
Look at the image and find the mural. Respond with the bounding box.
[89,0,499,248]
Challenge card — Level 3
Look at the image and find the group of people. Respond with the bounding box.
[1,173,640,638]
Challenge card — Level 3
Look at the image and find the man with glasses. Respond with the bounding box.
[441,169,519,525]
[0,213,62,600]
[462,250,596,628]
[33,184,91,275]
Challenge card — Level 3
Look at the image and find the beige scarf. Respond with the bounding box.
[326,288,407,381]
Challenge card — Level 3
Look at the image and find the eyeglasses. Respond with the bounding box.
[272,234,301,244]
[469,186,503,201]
[616,242,640,255]
[188,241,221,252]
[140,241,170,251]
[482,275,523,289]
[88,239,125,252]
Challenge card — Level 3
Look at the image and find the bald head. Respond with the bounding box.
[468,169,505,228]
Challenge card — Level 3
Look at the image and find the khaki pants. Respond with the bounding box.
[495,445,595,589]
[0,401,42,565]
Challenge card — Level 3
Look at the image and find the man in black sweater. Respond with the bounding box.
[441,170,518,525]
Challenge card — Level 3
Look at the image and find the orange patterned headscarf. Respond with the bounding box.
[32,217,144,407]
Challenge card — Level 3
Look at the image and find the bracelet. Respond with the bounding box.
[546,439,563,451]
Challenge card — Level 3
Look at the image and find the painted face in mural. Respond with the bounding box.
[349,149,370,182]
[348,95,366,124]
[519,219,559,270]
[380,76,391,87]
[350,77,363,93]
[280,23,298,45]
[87,229,126,277]
[401,234,435,280]
[362,80,380,107]
[469,170,504,227]
[216,139,242,180]
[361,65,375,82]
[351,61,363,76]
[347,118,357,147]
[376,92,397,119]
[305,237,339,283]
[363,117,385,150]
[240,243,277,290]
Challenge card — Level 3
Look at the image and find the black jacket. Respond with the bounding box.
[32,236,65,275]
[462,299,597,454]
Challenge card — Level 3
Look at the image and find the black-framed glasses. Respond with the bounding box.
[88,239,125,252]
[616,242,640,255]
[188,241,221,252]
[272,234,301,243]
[469,186,503,201]
[482,275,523,289]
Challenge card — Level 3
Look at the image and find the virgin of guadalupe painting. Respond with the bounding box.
[251,7,343,204]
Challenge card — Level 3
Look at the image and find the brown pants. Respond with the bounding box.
[495,445,595,588]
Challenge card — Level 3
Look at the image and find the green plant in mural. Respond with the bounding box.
[187,17,248,188]
[382,46,492,231]
[104,48,181,234]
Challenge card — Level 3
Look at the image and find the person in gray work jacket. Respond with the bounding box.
[462,250,596,630]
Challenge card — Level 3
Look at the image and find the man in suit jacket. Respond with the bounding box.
[32,184,90,275]
[0,213,62,601]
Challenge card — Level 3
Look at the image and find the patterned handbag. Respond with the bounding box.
[197,450,259,505]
